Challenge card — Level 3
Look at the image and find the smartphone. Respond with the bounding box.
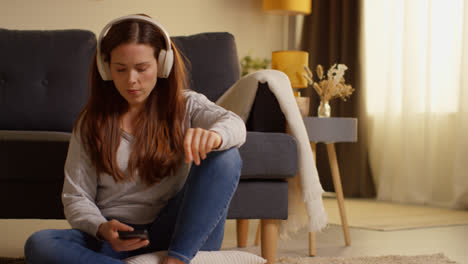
[118,229,149,240]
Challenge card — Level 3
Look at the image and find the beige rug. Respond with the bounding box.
[324,197,468,231]
[277,253,458,264]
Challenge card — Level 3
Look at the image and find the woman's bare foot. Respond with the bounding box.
[163,256,185,264]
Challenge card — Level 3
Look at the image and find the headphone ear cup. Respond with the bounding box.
[157,49,173,78]
[164,50,174,77]
[102,61,112,81]
[157,49,166,78]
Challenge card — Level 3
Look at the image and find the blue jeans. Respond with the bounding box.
[24,148,241,264]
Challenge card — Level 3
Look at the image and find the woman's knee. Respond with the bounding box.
[25,229,56,262]
[25,229,56,250]
[24,229,82,263]
[206,148,242,183]
[187,148,242,193]
[208,148,242,171]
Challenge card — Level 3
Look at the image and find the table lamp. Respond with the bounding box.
[263,0,311,15]
[271,50,310,116]
[263,0,311,116]
[263,0,311,50]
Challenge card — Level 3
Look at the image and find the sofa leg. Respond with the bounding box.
[261,219,278,264]
[236,219,249,247]
[254,222,261,246]
[309,232,316,256]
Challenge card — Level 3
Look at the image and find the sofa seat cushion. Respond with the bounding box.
[238,132,297,180]
[0,130,71,183]
[0,131,70,219]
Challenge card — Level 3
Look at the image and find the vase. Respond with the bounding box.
[318,101,331,117]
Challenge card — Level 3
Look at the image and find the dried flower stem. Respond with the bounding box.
[303,63,354,103]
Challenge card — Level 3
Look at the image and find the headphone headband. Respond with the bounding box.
[96,15,174,80]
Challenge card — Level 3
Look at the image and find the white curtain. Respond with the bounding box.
[363,0,468,208]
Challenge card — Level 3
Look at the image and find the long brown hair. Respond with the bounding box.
[75,14,189,186]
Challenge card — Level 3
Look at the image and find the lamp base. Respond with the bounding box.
[295,96,310,117]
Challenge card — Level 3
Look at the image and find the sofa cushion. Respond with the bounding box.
[239,132,297,179]
[0,29,96,132]
[123,250,266,264]
[173,32,240,102]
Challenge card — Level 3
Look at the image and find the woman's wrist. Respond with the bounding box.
[97,223,106,240]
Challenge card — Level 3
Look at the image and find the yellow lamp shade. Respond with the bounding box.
[271,50,309,88]
[263,0,312,15]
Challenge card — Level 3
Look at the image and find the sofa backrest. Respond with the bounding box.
[0,29,96,132]
[0,30,240,133]
[173,32,241,102]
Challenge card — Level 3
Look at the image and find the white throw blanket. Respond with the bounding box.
[216,70,328,237]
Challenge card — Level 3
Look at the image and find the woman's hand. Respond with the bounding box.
[184,128,222,165]
[97,219,149,252]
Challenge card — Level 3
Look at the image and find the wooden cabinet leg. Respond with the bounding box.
[261,219,278,264]
[326,143,351,246]
[236,219,249,248]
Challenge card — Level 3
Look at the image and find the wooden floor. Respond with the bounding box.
[221,220,468,264]
[2,213,467,263]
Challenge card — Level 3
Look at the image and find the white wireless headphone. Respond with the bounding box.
[96,15,174,80]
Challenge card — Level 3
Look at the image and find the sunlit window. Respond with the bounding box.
[364,0,464,113]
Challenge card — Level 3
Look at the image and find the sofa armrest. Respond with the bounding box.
[239,131,297,179]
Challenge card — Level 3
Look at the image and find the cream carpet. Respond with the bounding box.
[276,253,457,264]
[324,197,468,231]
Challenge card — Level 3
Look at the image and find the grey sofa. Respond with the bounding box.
[0,29,297,263]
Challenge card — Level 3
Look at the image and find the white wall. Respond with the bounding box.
[0,0,285,60]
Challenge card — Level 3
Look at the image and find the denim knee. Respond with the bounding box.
[207,148,242,182]
[25,229,58,263]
